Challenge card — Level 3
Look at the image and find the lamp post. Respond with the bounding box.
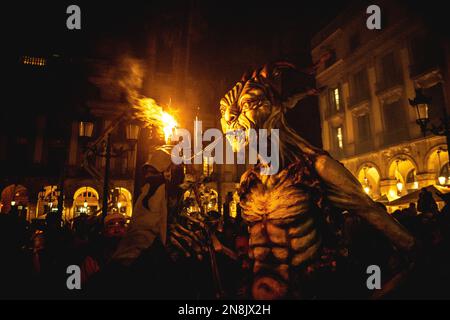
[437,149,447,185]
[10,184,17,208]
[409,88,450,155]
[395,160,404,196]
[39,186,57,214]
[363,166,371,195]
[79,119,139,219]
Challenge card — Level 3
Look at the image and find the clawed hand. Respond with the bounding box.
[167,215,210,261]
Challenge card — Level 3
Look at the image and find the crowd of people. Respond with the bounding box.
[0,205,249,299]
[1,170,449,300]
[336,187,450,299]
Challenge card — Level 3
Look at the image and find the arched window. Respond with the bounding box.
[73,187,99,217]
[439,162,449,185]
[406,169,419,191]
[1,184,28,214]
[357,165,380,198]
[110,187,133,217]
[37,185,59,216]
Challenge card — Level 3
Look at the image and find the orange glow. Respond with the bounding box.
[133,98,178,143]
[22,56,46,66]
[161,112,178,143]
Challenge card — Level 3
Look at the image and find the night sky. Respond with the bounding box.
[5,0,446,148]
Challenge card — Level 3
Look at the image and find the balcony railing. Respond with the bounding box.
[375,76,403,94]
[409,62,441,79]
[348,92,370,108]
[355,139,374,155]
[110,168,134,180]
[383,128,409,147]
[326,106,344,119]
[329,148,345,160]
[66,164,134,181]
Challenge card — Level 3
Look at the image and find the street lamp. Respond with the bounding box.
[396,180,404,193]
[410,88,450,154]
[412,175,419,190]
[79,120,94,138]
[39,186,57,214]
[395,160,404,195]
[79,119,140,219]
[362,167,371,195]
[409,89,430,134]
[437,149,446,185]
[126,123,140,141]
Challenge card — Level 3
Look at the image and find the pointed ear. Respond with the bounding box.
[260,64,270,78]
[240,71,251,82]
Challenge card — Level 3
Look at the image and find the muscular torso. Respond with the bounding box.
[239,158,323,299]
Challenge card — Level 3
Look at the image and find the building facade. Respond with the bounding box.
[311,0,450,208]
[0,4,244,221]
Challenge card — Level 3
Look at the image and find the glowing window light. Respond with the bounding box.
[22,56,46,67]
[333,88,340,111]
[336,127,344,149]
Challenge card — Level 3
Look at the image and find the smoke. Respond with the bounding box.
[117,55,144,103]
[116,55,177,140]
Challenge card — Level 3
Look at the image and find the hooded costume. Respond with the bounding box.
[112,149,172,266]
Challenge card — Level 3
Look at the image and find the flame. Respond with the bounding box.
[132,97,178,143]
[161,112,178,143]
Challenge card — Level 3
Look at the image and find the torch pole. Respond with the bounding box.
[102,134,112,219]
[191,177,225,299]
[442,103,450,155]
[57,169,65,224]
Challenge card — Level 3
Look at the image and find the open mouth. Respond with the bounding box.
[224,124,249,152]
[227,132,247,152]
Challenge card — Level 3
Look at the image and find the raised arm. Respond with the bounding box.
[314,155,416,252]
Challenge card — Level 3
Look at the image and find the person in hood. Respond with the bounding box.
[87,148,180,298]
[112,148,172,266]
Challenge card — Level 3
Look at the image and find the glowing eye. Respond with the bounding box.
[241,101,251,112]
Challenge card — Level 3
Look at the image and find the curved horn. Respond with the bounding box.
[261,61,296,80]
[283,88,319,109]
[301,51,333,75]
[259,64,270,78]
[240,70,251,82]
